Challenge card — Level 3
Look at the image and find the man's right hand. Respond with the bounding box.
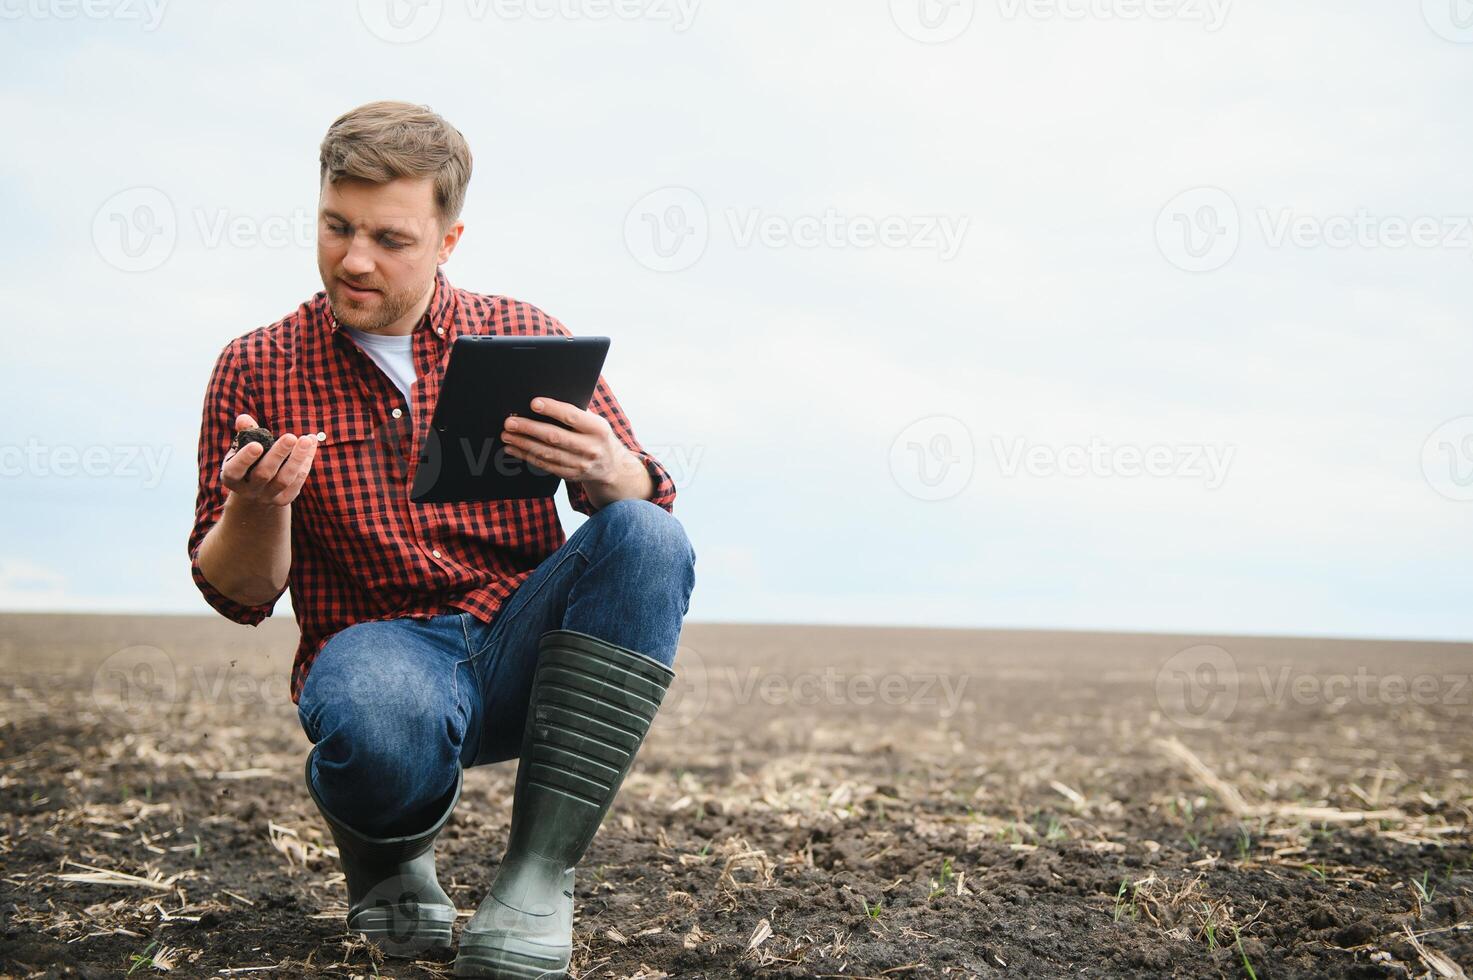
[222,414,318,507]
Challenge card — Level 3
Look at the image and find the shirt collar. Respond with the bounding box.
[323,267,455,343]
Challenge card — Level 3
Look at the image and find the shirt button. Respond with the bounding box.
[315,431,326,441]
[436,327,445,336]
[431,549,442,559]
[391,408,403,419]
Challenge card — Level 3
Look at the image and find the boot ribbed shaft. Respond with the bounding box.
[513,630,673,863]
[456,630,674,979]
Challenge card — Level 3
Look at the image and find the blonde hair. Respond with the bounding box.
[319,101,473,227]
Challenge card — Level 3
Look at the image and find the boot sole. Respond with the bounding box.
[453,942,570,979]
[349,905,457,956]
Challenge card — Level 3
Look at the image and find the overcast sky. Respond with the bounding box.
[1,1,1469,640]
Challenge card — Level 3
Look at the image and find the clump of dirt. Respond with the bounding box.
[229,426,276,478]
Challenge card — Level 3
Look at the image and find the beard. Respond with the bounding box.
[324,271,428,333]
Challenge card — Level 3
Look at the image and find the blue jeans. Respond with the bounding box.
[297,499,696,837]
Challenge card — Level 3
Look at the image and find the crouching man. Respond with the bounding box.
[187,100,696,978]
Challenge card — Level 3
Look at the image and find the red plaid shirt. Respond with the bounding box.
[188,269,676,704]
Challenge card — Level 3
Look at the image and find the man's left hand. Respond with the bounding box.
[500,397,647,498]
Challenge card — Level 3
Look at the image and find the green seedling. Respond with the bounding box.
[1113,878,1134,923]
[1235,825,1252,862]
[1233,926,1259,980]
[928,857,956,899]
[126,941,159,976]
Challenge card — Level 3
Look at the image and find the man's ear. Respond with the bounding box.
[437,220,464,265]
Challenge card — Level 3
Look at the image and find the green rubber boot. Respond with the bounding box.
[454,629,675,979]
[305,748,461,957]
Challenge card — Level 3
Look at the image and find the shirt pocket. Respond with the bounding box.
[279,410,412,522]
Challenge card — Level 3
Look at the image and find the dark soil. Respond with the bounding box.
[1,614,1469,978]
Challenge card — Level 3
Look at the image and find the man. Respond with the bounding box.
[188,101,696,978]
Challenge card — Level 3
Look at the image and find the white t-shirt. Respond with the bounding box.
[343,326,417,409]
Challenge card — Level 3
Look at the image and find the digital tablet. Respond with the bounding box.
[410,335,610,503]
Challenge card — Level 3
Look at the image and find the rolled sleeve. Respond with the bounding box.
[187,338,281,625]
[190,550,280,625]
[567,448,678,516]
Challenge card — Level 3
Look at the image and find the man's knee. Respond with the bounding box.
[590,498,696,571]
[308,694,461,834]
[299,624,464,827]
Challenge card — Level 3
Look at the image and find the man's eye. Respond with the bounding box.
[326,222,350,235]
[380,237,407,250]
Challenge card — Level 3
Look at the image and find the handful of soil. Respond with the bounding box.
[230,426,276,479]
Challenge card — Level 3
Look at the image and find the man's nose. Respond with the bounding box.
[341,234,375,276]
